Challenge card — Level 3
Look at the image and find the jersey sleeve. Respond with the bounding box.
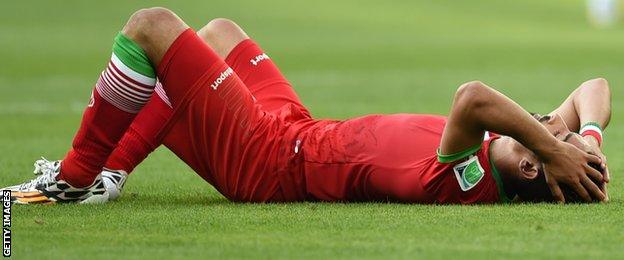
[424,137,511,204]
[436,143,482,163]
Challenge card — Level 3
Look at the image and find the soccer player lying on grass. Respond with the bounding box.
[4,8,611,205]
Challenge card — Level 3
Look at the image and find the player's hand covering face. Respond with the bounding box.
[537,113,609,195]
[533,113,606,202]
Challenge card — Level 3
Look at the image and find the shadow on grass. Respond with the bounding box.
[114,188,621,210]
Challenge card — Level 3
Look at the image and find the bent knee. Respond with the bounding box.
[200,18,240,36]
[197,18,249,57]
[123,7,183,39]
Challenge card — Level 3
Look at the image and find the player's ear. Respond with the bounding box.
[518,158,539,180]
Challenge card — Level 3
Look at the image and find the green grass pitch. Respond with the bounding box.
[1,0,623,259]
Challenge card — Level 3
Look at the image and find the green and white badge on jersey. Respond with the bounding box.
[453,156,485,191]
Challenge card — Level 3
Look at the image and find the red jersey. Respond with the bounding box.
[281,113,511,204]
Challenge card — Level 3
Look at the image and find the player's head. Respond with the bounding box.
[498,114,603,203]
[493,136,550,201]
[509,140,603,203]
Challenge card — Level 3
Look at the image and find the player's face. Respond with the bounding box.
[537,114,571,140]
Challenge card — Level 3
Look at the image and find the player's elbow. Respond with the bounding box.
[584,77,611,97]
[454,81,491,111]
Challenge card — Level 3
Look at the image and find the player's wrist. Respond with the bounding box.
[583,135,601,148]
[534,138,566,163]
[580,122,603,147]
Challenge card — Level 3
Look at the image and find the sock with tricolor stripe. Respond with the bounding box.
[59,32,156,187]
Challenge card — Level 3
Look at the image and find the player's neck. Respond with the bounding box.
[490,137,519,200]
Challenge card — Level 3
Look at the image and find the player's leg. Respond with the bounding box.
[100,83,171,199]
[103,17,308,200]
[3,8,188,204]
[200,18,311,115]
[112,20,251,177]
[60,8,187,188]
[104,18,308,179]
[157,19,312,188]
[104,83,171,175]
[138,10,284,201]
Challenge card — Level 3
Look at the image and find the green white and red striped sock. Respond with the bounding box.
[59,32,156,187]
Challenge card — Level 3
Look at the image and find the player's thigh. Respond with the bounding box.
[161,119,206,177]
[162,89,280,201]
[198,18,310,116]
[226,39,310,115]
[156,29,280,198]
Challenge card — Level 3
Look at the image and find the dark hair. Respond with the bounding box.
[516,163,604,203]
[530,112,551,123]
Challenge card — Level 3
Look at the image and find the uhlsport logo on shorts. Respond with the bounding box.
[2,190,10,257]
[210,67,234,90]
[250,53,270,66]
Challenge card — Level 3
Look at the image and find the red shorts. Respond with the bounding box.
[156,29,311,202]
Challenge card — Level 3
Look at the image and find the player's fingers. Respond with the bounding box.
[600,156,608,180]
[545,175,565,203]
[581,175,606,202]
[571,180,592,202]
[603,184,609,202]
[585,153,602,165]
[584,165,603,182]
[601,154,608,164]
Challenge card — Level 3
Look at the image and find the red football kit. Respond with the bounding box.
[107,29,511,204]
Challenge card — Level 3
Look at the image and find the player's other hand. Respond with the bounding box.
[542,140,606,203]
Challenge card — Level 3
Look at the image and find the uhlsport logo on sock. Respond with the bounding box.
[210,67,234,90]
[2,190,10,257]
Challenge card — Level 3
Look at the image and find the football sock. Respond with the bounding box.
[104,39,294,175]
[104,83,172,173]
[59,32,156,187]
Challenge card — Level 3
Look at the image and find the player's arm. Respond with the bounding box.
[549,78,612,196]
[549,78,611,133]
[439,81,605,202]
